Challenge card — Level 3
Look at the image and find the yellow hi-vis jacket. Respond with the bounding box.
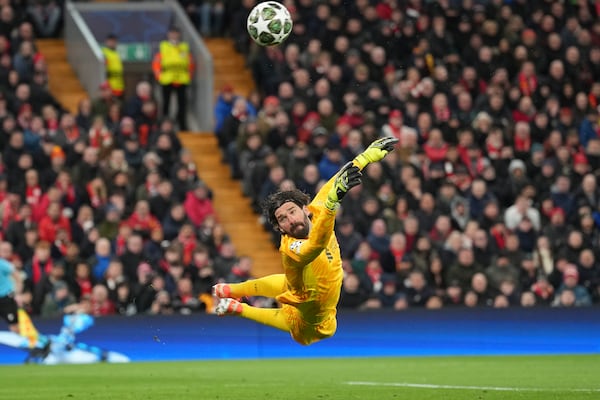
[152,40,194,86]
[101,46,124,95]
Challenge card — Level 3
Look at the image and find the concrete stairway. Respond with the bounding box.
[203,38,255,98]
[179,133,282,277]
[36,38,86,113]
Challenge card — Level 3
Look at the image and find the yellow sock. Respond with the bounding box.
[240,304,290,332]
[229,274,287,298]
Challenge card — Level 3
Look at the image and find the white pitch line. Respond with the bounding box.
[345,381,600,392]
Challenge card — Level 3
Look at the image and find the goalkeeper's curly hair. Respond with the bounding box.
[263,190,311,228]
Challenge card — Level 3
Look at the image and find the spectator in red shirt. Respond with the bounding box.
[183,181,215,229]
[125,199,161,239]
[24,240,53,287]
[38,201,71,243]
[0,191,21,233]
[89,283,115,316]
[512,96,536,123]
[517,61,538,96]
[23,169,42,207]
[423,128,448,163]
[32,186,62,223]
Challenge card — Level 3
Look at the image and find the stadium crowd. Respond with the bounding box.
[0,0,249,319]
[2,0,600,323]
[216,0,600,310]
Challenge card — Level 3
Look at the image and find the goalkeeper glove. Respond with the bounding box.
[325,162,362,211]
[353,137,399,169]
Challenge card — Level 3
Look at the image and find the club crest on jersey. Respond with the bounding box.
[289,240,303,254]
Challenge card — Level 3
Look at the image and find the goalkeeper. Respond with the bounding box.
[213,137,398,345]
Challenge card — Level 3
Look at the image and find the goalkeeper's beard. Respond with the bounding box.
[287,215,311,239]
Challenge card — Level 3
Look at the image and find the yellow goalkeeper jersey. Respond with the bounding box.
[275,176,344,326]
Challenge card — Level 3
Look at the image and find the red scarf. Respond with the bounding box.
[466,156,486,178]
[490,226,506,250]
[46,118,58,134]
[178,236,197,266]
[138,124,150,147]
[391,248,405,270]
[518,72,537,96]
[88,127,111,148]
[158,259,172,274]
[25,185,42,205]
[31,256,53,285]
[532,281,553,300]
[65,126,81,143]
[514,135,531,153]
[115,234,127,256]
[423,142,448,163]
[55,240,68,257]
[88,128,101,148]
[447,169,473,192]
[589,93,599,109]
[486,140,502,159]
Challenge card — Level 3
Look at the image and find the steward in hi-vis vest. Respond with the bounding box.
[101,34,124,97]
[152,26,195,130]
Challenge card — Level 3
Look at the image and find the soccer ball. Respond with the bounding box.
[247,2,293,46]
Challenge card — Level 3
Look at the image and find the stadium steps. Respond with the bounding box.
[203,38,255,97]
[36,38,86,113]
[179,133,282,277]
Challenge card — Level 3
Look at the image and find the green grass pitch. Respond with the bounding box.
[1,355,599,400]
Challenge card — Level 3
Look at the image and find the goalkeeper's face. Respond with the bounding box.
[274,202,311,239]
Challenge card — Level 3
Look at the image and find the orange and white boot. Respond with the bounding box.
[212,283,231,298]
[214,298,243,316]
